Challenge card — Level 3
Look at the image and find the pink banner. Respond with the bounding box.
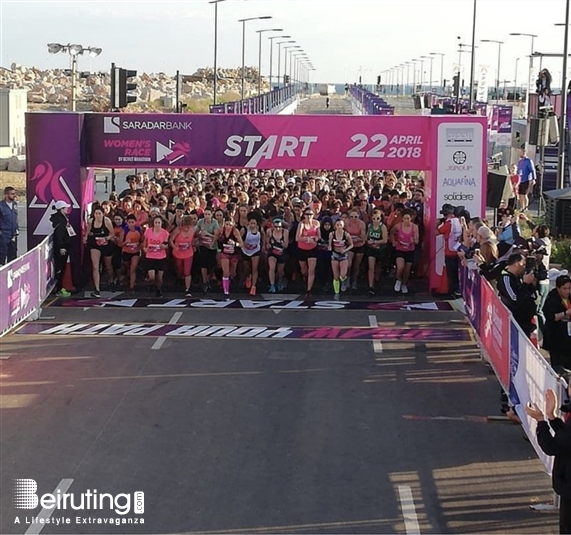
[479,279,511,389]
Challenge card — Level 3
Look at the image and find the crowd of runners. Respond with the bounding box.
[79,168,428,299]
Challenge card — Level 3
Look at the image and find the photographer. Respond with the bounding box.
[497,252,538,338]
[541,274,571,371]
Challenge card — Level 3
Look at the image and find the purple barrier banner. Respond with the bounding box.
[83,113,433,169]
[460,266,481,333]
[0,248,41,336]
[39,235,56,302]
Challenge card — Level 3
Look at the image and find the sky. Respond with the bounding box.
[1,0,571,89]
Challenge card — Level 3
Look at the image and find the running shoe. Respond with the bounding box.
[90,291,101,298]
[351,280,358,291]
[245,275,252,289]
[277,280,286,292]
[268,284,276,293]
[341,278,349,292]
[401,285,408,294]
[156,289,164,298]
[334,293,340,301]
[109,282,117,292]
[185,290,192,298]
[56,289,72,298]
[250,285,257,296]
[369,288,375,297]
[394,280,402,292]
[304,291,312,301]
[202,283,209,293]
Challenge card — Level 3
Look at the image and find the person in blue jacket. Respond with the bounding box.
[517,146,536,212]
[0,186,19,265]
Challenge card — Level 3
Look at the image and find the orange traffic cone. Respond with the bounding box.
[61,257,75,292]
[530,315,539,349]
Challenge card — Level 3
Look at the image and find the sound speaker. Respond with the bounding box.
[487,171,509,208]
[549,115,560,144]
[529,118,548,146]
[413,95,423,109]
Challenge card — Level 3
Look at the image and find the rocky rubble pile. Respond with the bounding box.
[0,65,270,111]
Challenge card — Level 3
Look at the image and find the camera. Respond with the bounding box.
[525,255,537,274]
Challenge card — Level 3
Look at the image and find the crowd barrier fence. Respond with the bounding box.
[209,85,298,115]
[0,235,55,338]
[460,265,565,475]
[348,85,394,116]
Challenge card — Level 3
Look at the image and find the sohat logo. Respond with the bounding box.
[452,151,467,165]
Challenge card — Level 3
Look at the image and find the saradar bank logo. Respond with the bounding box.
[103,117,193,133]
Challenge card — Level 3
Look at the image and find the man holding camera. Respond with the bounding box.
[497,252,537,338]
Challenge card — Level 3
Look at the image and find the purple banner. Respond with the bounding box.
[17,322,472,341]
[497,106,513,134]
[39,235,56,302]
[460,266,481,333]
[0,248,40,336]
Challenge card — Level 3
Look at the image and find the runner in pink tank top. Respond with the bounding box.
[391,210,419,295]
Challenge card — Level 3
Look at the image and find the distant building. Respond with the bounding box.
[0,88,27,158]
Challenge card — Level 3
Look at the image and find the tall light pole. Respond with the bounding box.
[268,34,289,90]
[481,39,504,103]
[509,32,538,118]
[47,43,102,111]
[238,15,272,101]
[555,12,571,189]
[284,44,300,86]
[277,40,295,88]
[420,55,432,91]
[468,0,478,110]
[209,0,229,106]
[430,52,445,92]
[411,59,419,93]
[256,28,282,95]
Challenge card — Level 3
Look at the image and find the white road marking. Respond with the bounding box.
[25,478,74,535]
[152,312,182,350]
[398,485,421,534]
[368,315,383,353]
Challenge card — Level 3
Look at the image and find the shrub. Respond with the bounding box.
[551,238,571,269]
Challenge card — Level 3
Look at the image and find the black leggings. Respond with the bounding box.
[55,250,69,291]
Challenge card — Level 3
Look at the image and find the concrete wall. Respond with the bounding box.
[0,88,27,155]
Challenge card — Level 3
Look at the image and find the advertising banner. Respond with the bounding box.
[83,113,434,170]
[39,235,56,302]
[460,266,482,333]
[479,278,511,390]
[0,248,40,336]
[476,66,489,103]
[509,319,561,475]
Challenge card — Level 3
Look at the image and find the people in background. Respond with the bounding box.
[0,186,19,265]
[541,274,571,372]
[50,200,74,297]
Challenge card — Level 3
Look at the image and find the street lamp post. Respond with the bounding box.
[411,59,419,93]
[257,28,282,95]
[468,0,478,110]
[209,0,229,106]
[268,35,289,91]
[556,6,571,189]
[421,55,433,91]
[284,45,300,86]
[509,32,538,117]
[239,15,272,101]
[430,52,445,92]
[514,57,520,100]
[481,39,504,103]
[277,40,295,88]
[47,43,102,111]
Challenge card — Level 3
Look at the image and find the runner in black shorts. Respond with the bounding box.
[366,210,388,296]
[329,219,353,300]
[266,217,289,293]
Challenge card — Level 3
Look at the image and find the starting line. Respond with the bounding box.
[17,322,473,342]
[49,298,455,311]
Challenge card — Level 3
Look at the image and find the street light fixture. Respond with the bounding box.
[481,39,504,103]
[430,52,445,92]
[238,15,272,100]
[277,40,295,89]
[47,42,102,111]
[256,28,282,95]
[509,32,538,118]
[268,34,289,90]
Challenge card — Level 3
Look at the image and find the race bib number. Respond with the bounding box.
[95,237,107,246]
[272,246,283,256]
[223,243,235,255]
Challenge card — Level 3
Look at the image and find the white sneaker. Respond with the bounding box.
[401,284,409,294]
[394,280,402,292]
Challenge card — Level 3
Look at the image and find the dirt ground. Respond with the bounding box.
[0,171,26,199]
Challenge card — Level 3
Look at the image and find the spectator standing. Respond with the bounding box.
[0,186,19,265]
[541,274,571,371]
[50,200,74,297]
[517,146,536,212]
[497,252,537,337]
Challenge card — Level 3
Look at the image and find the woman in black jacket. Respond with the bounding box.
[542,275,571,370]
[50,200,74,297]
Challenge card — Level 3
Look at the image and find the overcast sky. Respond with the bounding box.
[1,0,571,88]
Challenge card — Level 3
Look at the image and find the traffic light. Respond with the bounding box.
[111,65,137,109]
[284,74,290,85]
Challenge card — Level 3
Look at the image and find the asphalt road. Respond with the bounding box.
[297,95,353,115]
[0,297,557,535]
